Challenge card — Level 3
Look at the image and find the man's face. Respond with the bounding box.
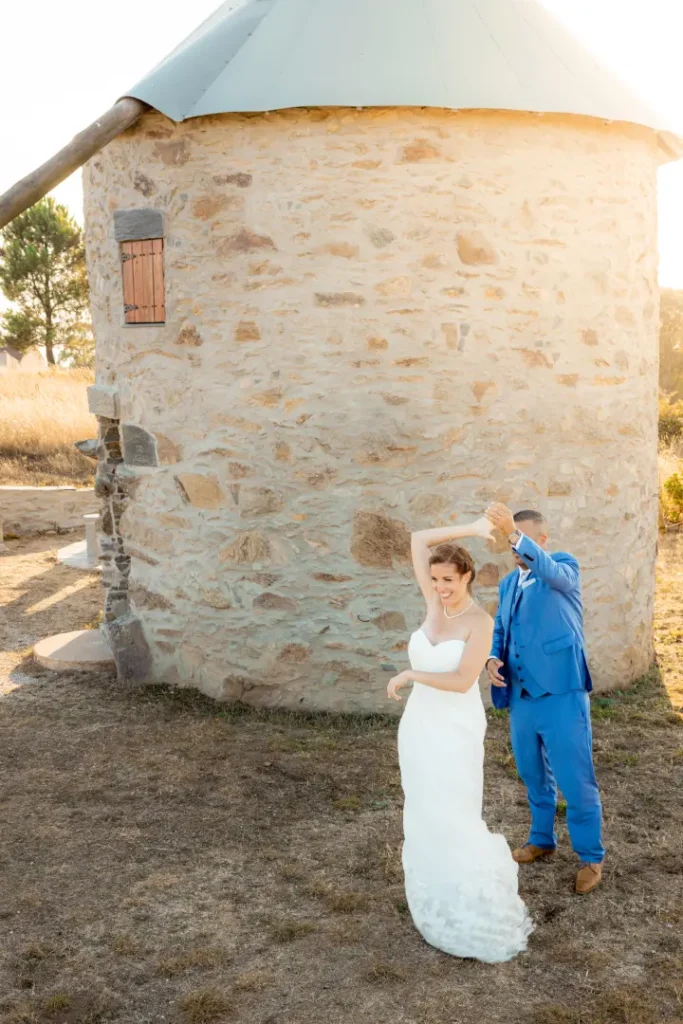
[514,518,548,569]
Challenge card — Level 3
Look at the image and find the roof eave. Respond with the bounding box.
[125,94,683,165]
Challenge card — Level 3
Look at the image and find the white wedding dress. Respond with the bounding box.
[398,629,533,963]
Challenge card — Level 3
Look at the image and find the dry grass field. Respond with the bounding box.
[0,532,681,1024]
[0,370,96,486]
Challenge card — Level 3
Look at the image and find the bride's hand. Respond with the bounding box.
[470,516,495,540]
[387,671,412,702]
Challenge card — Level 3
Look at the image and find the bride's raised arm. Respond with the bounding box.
[411,516,494,603]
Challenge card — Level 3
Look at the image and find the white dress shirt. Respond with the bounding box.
[518,566,531,587]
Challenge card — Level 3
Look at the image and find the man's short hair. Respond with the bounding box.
[514,509,546,526]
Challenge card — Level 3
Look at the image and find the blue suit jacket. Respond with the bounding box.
[489,534,592,709]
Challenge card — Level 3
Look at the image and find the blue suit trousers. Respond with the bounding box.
[509,687,605,863]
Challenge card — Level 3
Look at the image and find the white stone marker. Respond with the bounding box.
[84,513,100,563]
[57,512,102,571]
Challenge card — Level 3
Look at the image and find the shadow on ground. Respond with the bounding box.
[0,538,681,1024]
[0,534,101,694]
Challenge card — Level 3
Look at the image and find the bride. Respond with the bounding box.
[387,517,533,963]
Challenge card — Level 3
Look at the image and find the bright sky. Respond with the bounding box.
[2,0,683,287]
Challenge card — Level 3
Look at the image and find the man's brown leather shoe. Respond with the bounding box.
[512,844,556,865]
[575,862,603,895]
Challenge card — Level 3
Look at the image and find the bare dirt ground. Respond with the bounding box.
[0,534,682,1024]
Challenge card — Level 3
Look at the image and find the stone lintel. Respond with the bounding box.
[113,209,164,242]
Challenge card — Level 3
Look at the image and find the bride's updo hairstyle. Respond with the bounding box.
[429,544,476,593]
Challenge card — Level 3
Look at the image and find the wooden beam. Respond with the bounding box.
[0,98,147,229]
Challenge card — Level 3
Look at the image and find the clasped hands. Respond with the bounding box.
[470,503,516,541]
[485,502,516,537]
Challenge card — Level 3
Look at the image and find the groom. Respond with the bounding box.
[485,504,604,895]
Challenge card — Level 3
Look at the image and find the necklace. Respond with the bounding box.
[443,598,474,620]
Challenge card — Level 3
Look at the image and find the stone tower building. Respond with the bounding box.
[83,0,680,710]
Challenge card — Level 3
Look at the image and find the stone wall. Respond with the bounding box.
[83,107,661,710]
[0,486,98,538]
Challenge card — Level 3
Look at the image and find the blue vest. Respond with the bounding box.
[508,581,548,698]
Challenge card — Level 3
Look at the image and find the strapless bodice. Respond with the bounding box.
[408,629,466,672]
[407,629,484,714]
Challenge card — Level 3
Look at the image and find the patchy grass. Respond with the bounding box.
[2,991,115,1024]
[157,948,232,978]
[179,990,232,1024]
[0,534,681,1023]
[269,920,318,944]
[364,959,406,984]
[531,985,664,1024]
[0,369,96,485]
[42,995,71,1015]
[232,971,269,993]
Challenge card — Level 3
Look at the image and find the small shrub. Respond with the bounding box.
[659,394,683,445]
[43,994,71,1014]
[662,471,683,524]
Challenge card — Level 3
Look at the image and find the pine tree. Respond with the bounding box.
[0,198,89,365]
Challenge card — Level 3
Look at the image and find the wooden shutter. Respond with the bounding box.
[121,239,165,324]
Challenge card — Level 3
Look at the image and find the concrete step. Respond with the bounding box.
[34,630,114,672]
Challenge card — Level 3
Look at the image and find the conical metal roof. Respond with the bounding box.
[125,0,676,148]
